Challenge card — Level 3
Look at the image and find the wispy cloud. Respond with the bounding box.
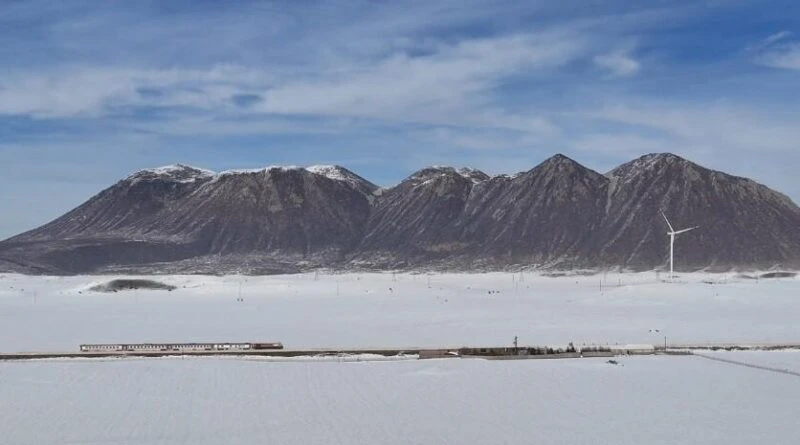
[0,32,583,137]
[757,44,800,70]
[763,31,793,45]
[258,33,584,126]
[750,31,800,71]
[593,49,641,77]
[0,65,269,118]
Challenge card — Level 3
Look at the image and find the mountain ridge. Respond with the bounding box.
[2,152,799,274]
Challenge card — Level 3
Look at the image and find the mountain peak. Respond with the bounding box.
[536,153,585,169]
[457,167,490,183]
[527,153,602,180]
[607,152,700,181]
[548,153,574,162]
[305,165,378,194]
[128,164,216,183]
[407,166,490,185]
[639,152,690,164]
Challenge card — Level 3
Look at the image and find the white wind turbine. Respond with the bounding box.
[661,211,699,282]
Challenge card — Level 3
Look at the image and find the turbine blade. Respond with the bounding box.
[661,211,674,232]
[674,226,699,235]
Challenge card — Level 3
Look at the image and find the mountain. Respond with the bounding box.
[357,166,489,266]
[599,153,800,270]
[454,154,610,268]
[0,164,377,274]
[1,154,799,274]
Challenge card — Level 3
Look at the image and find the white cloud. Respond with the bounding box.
[0,65,270,118]
[0,32,583,138]
[750,31,800,71]
[588,102,800,154]
[256,33,584,129]
[756,43,800,70]
[593,50,641,77]
[763,31,792,45]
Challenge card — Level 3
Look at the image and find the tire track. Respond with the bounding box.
[694,353,800,379]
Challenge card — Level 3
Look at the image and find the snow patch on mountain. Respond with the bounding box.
[456,167,490,184]
[215,166,302,177]
[606,153,686,182]
[408,166,490,185]
[148,164,215,176]
[305,165,363,186]
[305,165,378,195]
[128,164,216,184]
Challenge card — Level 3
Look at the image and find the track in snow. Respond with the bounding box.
[694,352,800,378]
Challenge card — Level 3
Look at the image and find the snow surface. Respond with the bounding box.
[0,272,798,352]
[2,354,798,445]
[3,273,799,444]
[305,164,348,180]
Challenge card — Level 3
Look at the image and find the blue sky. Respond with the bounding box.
[2,0,800,239]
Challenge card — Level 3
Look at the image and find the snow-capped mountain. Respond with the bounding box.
[1,153,799,274]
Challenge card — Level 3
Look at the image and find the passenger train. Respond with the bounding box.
[79,342,284,352]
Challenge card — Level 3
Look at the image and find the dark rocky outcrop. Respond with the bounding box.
[89,279,176,293]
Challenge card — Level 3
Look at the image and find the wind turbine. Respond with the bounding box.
[661,211,698,282]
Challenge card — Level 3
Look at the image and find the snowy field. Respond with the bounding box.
[0,271,798,352]
[2,353,799,445]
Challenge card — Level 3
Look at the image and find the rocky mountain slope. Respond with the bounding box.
[1,154,799,274]
[0,165,376,273]
[599,153,800,270]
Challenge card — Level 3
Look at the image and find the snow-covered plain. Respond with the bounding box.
[2,354,799,445]
[2,272,799,444]
[0,271,798,352]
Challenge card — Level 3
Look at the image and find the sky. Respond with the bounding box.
[2,0,800,239]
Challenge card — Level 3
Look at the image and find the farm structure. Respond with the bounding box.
[79,342,283,353]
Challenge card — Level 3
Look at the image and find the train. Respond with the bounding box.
[79,342,284,353]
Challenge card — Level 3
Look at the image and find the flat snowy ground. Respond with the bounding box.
[2,353,799,445]
[0,272,797,351]
[2,273,799,444]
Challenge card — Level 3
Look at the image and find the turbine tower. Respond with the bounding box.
[661,211,698,281]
